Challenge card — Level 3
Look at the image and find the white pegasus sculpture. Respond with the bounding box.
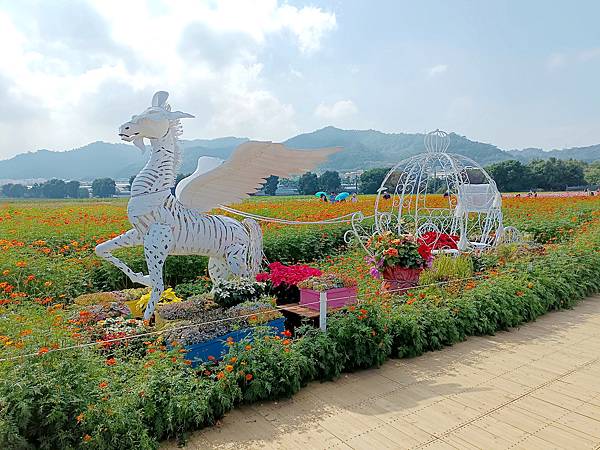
[95,91,340,319]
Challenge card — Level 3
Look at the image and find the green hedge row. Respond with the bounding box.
[3,226,600,449]
[91,224,349,292]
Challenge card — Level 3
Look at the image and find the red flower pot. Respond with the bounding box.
[381,266,422,293]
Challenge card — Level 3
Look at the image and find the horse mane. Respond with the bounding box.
[165,102,183,173]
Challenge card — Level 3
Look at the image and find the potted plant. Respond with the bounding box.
[297,273,358,311]
[366,231,433,292]
[256,262,322,304]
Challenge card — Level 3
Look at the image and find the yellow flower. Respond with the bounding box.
[136,288,182,310]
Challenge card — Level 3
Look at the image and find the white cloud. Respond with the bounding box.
[0,0,337,158]
[314,100,358,120]
[427,64,448,77]
[547,52,567,70]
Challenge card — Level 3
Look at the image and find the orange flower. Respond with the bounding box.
[44,281,53,287]
[106,358,116,366]
[16,261,27,268]
[281,329,292,337]
[217,372,225,380]
[183,360,192,365]
[98,381,108,389]
[245,373,253,381]
[19,329,32,336]
[383,248,399,257]
[282,339,291,345]
[230,357,238,363]
[245,344,252,351]
[2,269,9,276]
[225,364,234,372]
[83,434,92,442]
[76,413,85,423]
[38,347,49,355]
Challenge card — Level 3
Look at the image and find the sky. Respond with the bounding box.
[0,0,599,160]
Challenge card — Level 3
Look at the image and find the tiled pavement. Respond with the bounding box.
[165,296,600,450]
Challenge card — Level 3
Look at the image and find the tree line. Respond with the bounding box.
[355,158,600,194]
[0,178,117,198]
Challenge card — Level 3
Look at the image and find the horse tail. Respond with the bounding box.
[243,218,263,277]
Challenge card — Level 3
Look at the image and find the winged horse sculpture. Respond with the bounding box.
[95,91,340,319]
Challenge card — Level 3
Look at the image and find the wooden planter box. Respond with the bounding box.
[182,317,286,367]
[299,287,357,311]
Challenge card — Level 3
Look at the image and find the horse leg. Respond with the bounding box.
[142,224,174,320]
[225,245,248,277]
[95,229,151,286]
[208,257,231,283]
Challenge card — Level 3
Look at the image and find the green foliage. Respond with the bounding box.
[359,167,389,194]
[173,280,212,299]
[297,172,320,195]
[262,225,348,264]
[1,183,27,198]
[212,278,265,308]
[327,302,392,371]
[318,170,341,192]
[294,325,344,381]
[584,161,600,185]
[91,249,209,292]
[419,255,474,285]
[262,175,279,196]
[486,160,533,192]
[91,178,117,198]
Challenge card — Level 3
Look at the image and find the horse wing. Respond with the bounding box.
[175,141,341,212]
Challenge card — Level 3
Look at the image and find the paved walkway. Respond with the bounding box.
[166,296,600,449]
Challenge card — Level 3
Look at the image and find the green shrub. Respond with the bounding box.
[327,302,392,371]
[294,325,345,381]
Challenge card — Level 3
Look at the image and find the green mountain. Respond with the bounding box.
[0,127,598,181]
[507,144,600,163]
[284,127,511,170]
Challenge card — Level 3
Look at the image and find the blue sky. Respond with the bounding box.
[0,0,599,159]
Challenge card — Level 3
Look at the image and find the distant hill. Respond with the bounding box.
[285,127,512,170]
[507,144,600,163]
[0,127,598,182]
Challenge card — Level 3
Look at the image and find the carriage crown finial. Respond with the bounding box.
[424,129,450,153]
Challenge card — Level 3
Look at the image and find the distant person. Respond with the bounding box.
[329,192,336,203]
[351,193,358,203]
[443,191,449,198]
[533,191,537,198]
[320,193,328,202]
[382,191,391,200]
[515,193,521,198]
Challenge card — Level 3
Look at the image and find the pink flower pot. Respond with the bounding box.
[381,266,422,293]
[299,287,358,311]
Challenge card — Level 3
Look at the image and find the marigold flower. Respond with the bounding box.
[183,360,192,365]
[98,381,108,389]
[281,329,292,337]
[225,364,234,372]
[38,347,49,355]
[76,413,85,423]
[282,339,290,345]
[19,329,32,336]
[230,357,237,363]
[16,261,27,268]
[245,344,252,350]
[1,269,9,276]
[217,372,225,380]
[106,358,116,366]
[83,434,92,442]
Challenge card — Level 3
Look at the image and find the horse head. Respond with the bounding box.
[118,91,194,151]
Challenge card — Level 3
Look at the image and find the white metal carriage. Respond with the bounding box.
[350,130,520,255]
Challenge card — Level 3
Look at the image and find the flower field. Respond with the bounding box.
[1,194,600,449]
